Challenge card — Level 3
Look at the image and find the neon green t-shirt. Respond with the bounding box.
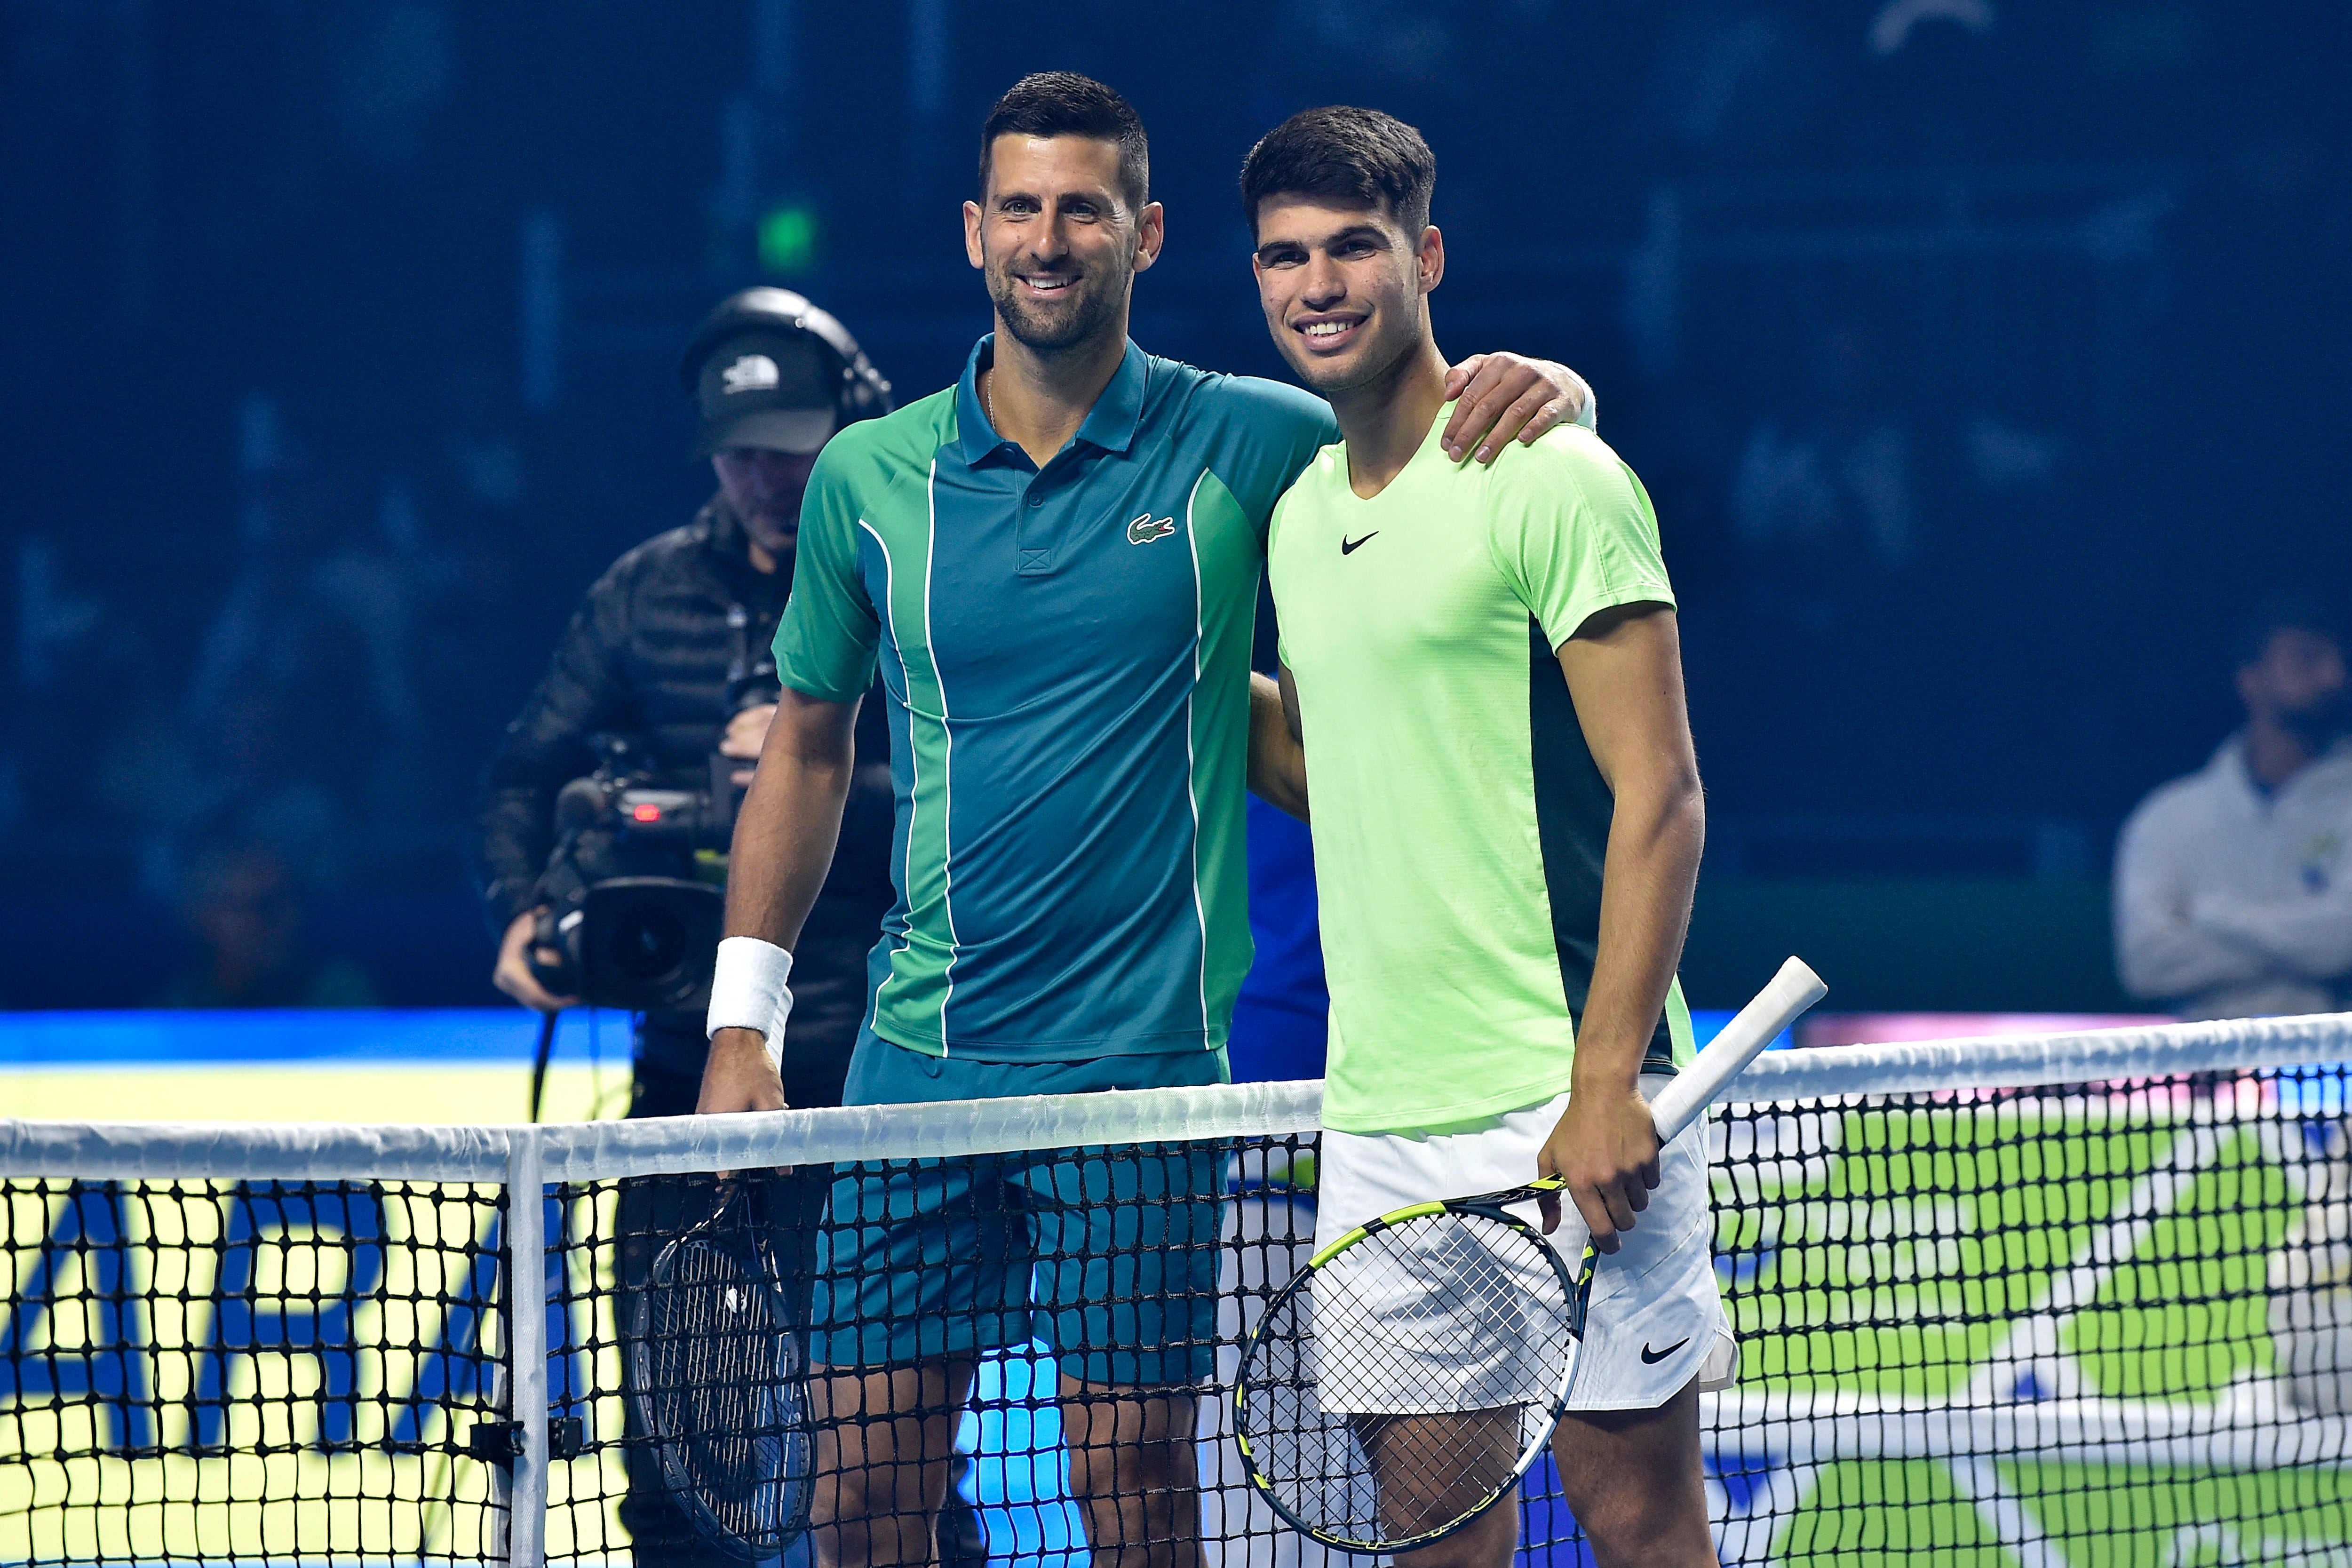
[1267,408,1695,1135]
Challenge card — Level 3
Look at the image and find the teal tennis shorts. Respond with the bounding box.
[811,1033,1230,1387]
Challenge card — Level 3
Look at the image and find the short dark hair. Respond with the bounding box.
[1240,106,1436,240]
[2235,594,2344,668]
[978,72,1150,214]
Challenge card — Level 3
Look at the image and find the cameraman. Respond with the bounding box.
[476,291,927,1568]
[477,288,895,1116]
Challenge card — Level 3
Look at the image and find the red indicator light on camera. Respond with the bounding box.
[632,804,663,823]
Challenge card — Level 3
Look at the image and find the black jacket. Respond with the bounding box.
[475,497,892,1093]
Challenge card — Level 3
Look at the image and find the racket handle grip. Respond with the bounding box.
[1648,957,1827,1143]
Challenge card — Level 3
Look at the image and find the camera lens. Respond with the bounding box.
[575,878,725,1011]
[615,912,687,980]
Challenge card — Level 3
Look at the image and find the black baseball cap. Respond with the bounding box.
[690,329,836,456]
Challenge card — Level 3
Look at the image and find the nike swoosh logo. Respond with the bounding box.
[1639,1338,1691,1365]
[1341,532,1378,555]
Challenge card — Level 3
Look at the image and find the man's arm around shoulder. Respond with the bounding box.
[698,685,861,1114]
[1248,669,1310,822]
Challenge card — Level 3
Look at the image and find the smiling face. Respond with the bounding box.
[964,134,1162,356]
[1251,194,1442,399]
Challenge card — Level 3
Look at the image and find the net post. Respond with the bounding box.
[505,1126,549,1568]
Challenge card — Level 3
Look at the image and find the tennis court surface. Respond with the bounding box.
[7,1011,2352,1567]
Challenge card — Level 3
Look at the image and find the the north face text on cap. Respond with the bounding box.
[722,354,781,395]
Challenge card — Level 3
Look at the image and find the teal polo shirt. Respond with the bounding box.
[775,335,1336,1062]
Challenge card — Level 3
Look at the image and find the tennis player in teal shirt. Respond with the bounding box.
[697,73,1593,1568]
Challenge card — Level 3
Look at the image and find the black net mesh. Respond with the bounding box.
[543,1139,1322,1566]
[9,1065,2352,1565]
[1704,1072,2352,1566]
[1,1178,507,1565]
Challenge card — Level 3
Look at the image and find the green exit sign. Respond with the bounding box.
[758,207,818,274]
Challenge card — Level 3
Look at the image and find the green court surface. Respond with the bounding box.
[1700,1087,2352,1567]
[1760,1459,2352,1566]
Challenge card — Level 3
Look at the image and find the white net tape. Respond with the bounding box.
[7,1013,2345,1180]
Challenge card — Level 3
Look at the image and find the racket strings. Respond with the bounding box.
[637,1221,812,1556]
[1238,1209,1576,1551]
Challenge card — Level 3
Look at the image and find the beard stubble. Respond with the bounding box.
[987,250,1131,354]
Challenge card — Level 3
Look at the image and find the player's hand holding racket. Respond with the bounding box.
[1232,958,1826,1554]
[1534,1082,1661,1251]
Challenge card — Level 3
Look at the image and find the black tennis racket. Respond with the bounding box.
[1232,958,1826,1552]
[627,1179,812,1560]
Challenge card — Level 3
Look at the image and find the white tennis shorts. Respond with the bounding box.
[1312,1074,1737,1414]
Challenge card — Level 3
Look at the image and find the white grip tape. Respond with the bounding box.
[707,937,795,1071]
[1648,955,1827,1143]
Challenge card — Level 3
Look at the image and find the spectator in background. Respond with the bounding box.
[116,431,433,898]
[2116,600,2352,1019]
[186,445,428,821]
[157,839,378,1008]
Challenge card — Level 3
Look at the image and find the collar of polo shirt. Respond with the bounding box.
[955,334,1151,469]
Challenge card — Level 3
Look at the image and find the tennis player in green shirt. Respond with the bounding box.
[1245,108,1727,1568]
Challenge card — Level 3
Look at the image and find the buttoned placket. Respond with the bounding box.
[956,334,1151,581]
[1017,452,1057,576]
[984,442,1071,577]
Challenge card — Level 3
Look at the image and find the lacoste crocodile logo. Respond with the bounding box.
[1128,513,1178,545]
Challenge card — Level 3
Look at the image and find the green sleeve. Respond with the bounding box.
[1200,374,1339,534]
[1486,428,1676,650]
[772,448,882,701]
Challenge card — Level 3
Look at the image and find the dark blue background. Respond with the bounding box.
[5,2,2346,1007]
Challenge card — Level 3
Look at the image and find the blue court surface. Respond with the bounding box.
[0,1006,1785,1126]
[0,1005,1779,1071]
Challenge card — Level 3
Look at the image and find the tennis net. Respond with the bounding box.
[7,1012,2352,1566]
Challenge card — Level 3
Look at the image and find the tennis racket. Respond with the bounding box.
[1233,957,1827,1553]
[627,1179,812,1560]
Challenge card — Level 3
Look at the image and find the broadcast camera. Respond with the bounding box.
[525,643,779,1011]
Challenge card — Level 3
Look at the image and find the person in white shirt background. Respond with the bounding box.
[2116,599,2352,1020]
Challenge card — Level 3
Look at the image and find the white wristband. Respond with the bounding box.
[707,937,795,1071]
